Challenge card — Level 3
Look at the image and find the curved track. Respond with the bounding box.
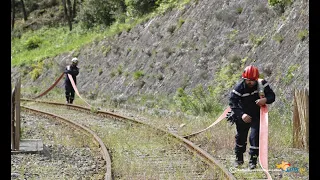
[21,105,112,180]
[22,98,236,180]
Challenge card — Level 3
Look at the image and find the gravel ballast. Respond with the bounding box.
[11,111,106,180]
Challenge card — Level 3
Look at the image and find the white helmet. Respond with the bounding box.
[71,57,78,64]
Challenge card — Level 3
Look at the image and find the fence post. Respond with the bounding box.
[14,77,21,151]
[11,84,15,150]
[292,88,309,151]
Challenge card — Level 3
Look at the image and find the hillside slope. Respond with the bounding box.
[12,0,309,113]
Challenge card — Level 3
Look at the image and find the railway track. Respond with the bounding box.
[12,109,108,179]
[21,98,236,180]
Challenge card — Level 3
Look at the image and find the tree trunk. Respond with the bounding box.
[11,0,15,31]
[62,0,72,31]
[72,0,76,19]
[66,0,72,21]
[20,0,28,21]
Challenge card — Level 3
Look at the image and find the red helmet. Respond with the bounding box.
[242,65,259,80]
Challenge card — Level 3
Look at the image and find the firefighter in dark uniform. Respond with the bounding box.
[228,65,275,169]
[64,57,79,104]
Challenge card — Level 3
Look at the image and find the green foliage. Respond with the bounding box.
[297,29,308,41]
[133,70,144,80]
[76,0,120,28]
[283,64,299,84]
[167,25,176,34]
[117,65,123,75]
[227,29,239,41]
[236,7,243,14]
[11,0,194,67]
[125,0,158,17]
[30,61,44,81]
[103,45,112,56]
[268,0,292,7]
[177,18,185,28]
[174,60,245,116]
[98,68,103,75]
[174,85,223,116]
[273,34,284,43]
[11,25,101,66]
[249,34,265,47]
[90,106,99,113]
[110,70,117,78]
[24,36,42,50]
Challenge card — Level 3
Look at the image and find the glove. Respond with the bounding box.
[226,111,237,126]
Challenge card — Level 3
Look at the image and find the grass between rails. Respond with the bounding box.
[25,88,309,179]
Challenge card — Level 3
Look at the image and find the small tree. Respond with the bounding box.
[125,0,158,17]
[77,0,117,29]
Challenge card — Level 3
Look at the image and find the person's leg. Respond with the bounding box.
[69,88,75,104]
[234,119,250,167]
[65,85,71,103]
[249,118,260,169]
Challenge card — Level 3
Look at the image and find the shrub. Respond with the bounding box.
[268,0,292,7]
[273,34,284,43]
[76,0,118,28]
[133,70,144,80]
[24,36,42,50]
[30,68,42,81]
[297,30,308,41]
[177,18,185,28]
[167,25,176,34]
[125,0,158,17]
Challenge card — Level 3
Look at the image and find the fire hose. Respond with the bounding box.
[183,106,271,179]
[32,73,272,179]
[32,72,92,108]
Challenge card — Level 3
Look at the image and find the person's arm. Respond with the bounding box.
[74,67,79,76]
[64,65,71,74]
[65,66,79,76]
[262,80,275,104]
[229,83,245,119]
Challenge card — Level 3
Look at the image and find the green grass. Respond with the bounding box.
[12,25,100,66]
[11,0,196,67]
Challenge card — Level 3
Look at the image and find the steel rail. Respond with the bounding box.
[21,105,112,180]
[21,98,237,180]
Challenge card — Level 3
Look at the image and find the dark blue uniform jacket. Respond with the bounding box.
[64,65,79,85]
[229,79,275,120]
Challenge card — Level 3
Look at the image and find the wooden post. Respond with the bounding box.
[11,85,15,150]
[292,88,309,151]
[14,78,21,150]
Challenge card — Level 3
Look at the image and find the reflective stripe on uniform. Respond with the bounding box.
[232,90,242,96]
[242,90,259,97]
[250,146,259,149]
[233,89,259,97]
[262,82,269,88]
[236,143,244,147]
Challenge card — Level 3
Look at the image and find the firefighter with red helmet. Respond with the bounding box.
[229,65,275,169]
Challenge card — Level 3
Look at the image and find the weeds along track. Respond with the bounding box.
[22,98,236,180]
[15,107,109,179]
[21,105,112,180]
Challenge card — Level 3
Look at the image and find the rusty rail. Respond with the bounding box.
[21,98,237,180]
[21,105,112,180]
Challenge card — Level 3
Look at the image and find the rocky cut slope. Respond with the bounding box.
[13,0,309,111]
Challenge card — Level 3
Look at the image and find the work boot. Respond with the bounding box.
[69,98,74,104]
[234,153,244,168]
[249,155,258,169]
